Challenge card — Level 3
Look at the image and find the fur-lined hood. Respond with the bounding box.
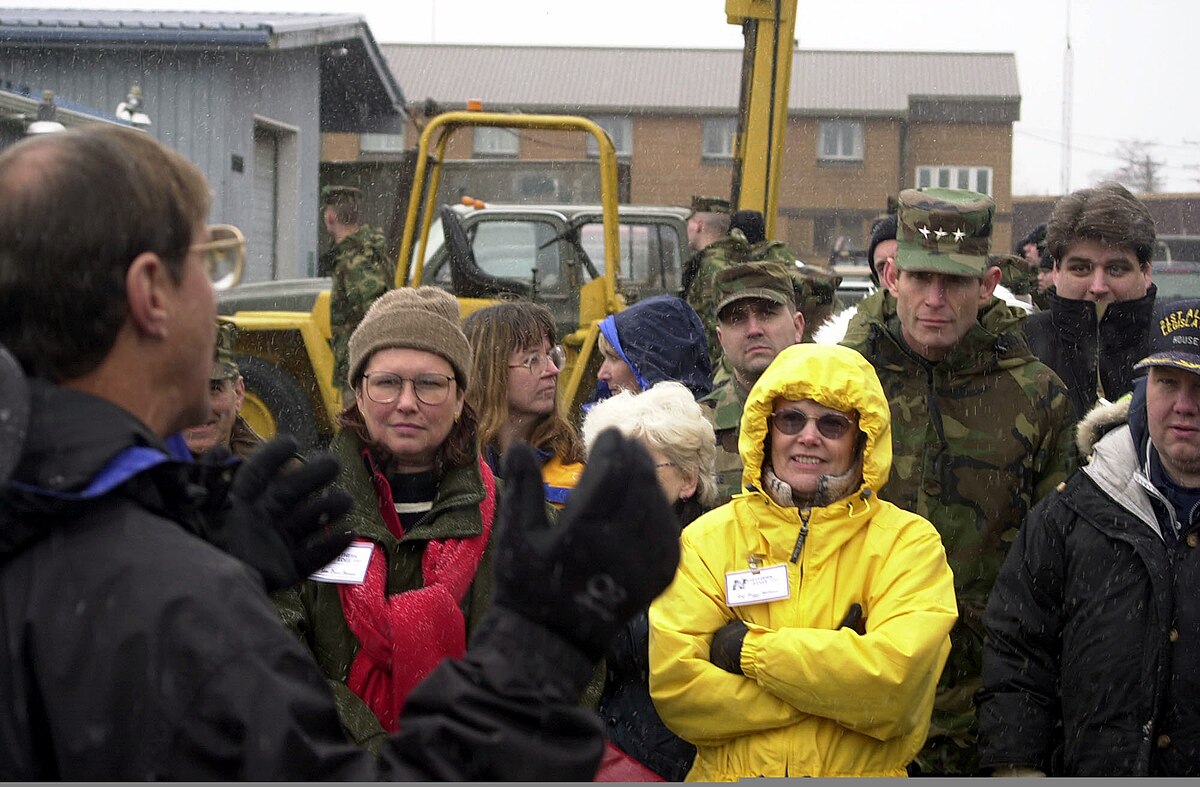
[1075,394,1132,459]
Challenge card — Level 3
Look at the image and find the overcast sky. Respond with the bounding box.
[11,0,1200,196]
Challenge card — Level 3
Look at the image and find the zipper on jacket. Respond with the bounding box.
[790,507,811,563]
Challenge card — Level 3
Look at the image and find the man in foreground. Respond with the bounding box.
[0,125,678,780]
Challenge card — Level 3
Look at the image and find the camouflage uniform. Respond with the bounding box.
[329,224,393,390]
[990,253,1039,307]
[840,188,1079,776]
[684,230,840,367]
[698,376,750,502]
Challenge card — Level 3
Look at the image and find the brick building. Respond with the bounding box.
[325,44,1020,262]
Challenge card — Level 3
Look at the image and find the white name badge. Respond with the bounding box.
[725,564,790,607]
[309,539,375,585]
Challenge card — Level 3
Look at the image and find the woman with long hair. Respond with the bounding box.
[275,287,496,753]
[464,301,585,507]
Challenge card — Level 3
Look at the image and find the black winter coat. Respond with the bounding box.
[1023,284,1156,419]
[0,382,604,780]
[978,384,1200,776]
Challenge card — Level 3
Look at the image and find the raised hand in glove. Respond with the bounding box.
[197,435,353,592]
[710,619,748,675]
[492,428,680,660]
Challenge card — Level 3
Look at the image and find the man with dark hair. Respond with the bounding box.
[841,187,1076,776]
[866,213,897,287]
[0,125,679,780]
[700,261,804,501]
[1025,181,1158,419]
[322,184,393,400]
[980,298,1200,776]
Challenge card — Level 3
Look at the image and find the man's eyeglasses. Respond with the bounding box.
[362,372,455,406]
[190,224,246,291]
[508,345,566,376]
[768,409,855,440]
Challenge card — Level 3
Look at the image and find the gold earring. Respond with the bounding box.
[454,412,461,423]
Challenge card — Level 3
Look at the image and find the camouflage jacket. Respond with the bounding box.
[683,231,840,366]
[698,375,751,503]
[840,290,1077,774]
[329,225,393,388]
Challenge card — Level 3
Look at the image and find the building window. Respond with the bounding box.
[916,165,993,196]
[818,120,863,162]
[702,117,737,159]
[473,127,519,157]
[812,212,864,257]
[586,116,632,158]
[360,132,406,154]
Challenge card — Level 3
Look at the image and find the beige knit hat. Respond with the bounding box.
[347,287,472,388]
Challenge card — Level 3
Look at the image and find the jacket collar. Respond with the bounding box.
[330,428,485,544]
[857,291,1034,376]
[1044,283,1157,341]
[1,381,198,557]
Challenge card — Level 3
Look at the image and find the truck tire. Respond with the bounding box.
[235,354,321,452]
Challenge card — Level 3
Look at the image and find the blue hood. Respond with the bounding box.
[591,295,712,402]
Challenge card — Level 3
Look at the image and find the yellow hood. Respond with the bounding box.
[739,343,891,496]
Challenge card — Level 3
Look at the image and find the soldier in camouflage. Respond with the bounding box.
[840,187,1077,776]
[182,318,266,460]
[989,253,1038,307]
[684,209,840,370]
[699,261,803,502]
[323,185,394,400]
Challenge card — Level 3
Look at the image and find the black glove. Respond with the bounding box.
[839,602,865,634]
[200,435,353,592]
[492,429,680,660]
[710,619,748,674]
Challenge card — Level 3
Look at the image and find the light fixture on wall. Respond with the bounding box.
[26,90,66,134]
[115,85,151,129]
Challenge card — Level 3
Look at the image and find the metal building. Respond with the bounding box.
[0,9,405,281]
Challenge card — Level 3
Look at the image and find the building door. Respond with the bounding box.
[251,125,280,280]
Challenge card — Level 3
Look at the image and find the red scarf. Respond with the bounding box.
[338,454,495,731]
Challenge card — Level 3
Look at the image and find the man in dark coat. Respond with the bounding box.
[0,124,678,780]
[1023,181,1158,419]
[979,298,1200,776]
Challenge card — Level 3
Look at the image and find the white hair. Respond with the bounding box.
[581,380,718,507]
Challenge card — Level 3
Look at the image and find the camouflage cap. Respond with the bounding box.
[1133,298,1200,374]
[211,318,238,380]
[321,185,361,207]
[895,187,995,276]
[690,195,731,215]
[714,261,795,318]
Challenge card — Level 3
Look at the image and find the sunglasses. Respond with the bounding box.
[768,409,855,439]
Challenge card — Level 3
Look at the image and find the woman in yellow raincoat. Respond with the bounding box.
[648,343,957,779]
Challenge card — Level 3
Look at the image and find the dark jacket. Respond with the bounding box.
[1023,284,1156,419]
[979,380,1200,776]
[598,497,705,781]
[591,295,712,402]
[0,382,604,780]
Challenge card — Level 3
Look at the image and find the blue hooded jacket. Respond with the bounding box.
[591,295,712,403]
